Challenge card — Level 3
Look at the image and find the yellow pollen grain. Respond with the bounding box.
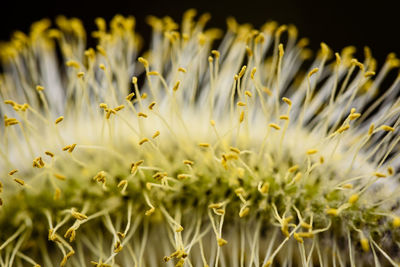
[198,143,210,148]
[238,66,247,78]
[138,138,149,145]
[126,92,135,101]
[178,67,187,73]
[279,115,289,120]
[183,160,194,165]
[373,172,387,178]
[306,149,318,155]
[152,130,160,139]
[348,194,359,204]
[8,169,18,175]
[36,85,45,91]
[66,60,80,69]
[381,125,395,132]
[250,67,256,79]
[14,178,25,186]
[54,173,66,181]
[282,97,292,106]
[268,123,280,130]
[217,238,228,247]
[147,71,159,76]
[360,238,369,252]
[173,80,180,91]
[45,151,54,157]
[55,116,64,124]
[326,208,339,216]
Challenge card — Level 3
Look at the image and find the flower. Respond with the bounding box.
[1,9,400,267]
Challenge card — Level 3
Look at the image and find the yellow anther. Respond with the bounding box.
[293,173,302,182]
[373,172,387,178]
[288,165,299,173]
[211,50,220,58]
[183,160,194,165]
[14,178,25,186]
[392,216,400,228]
[138,138,149,145]
[326,208,339,216]
[32,157,45,168]
[301,222,312,229]
[239,111,245,123]
[264,259,273,267]
[308,68,319,77]
[210,120,216,126]
[364,71,375,77]
[178,67,187,73]
[208,56,213,63]
[77,72,85,78]
[306,149,318,155]
[138,57,149,67]
[175,226,184,232]
[239,207,250,218]
[126,92,135,101]
[234,74,239,81]
[64,228,76,242]
[237,101,246,107]
[279,115,289,120]
[388,166,394,176]
[99,103,108,109]
[282,97,292,106]
[151,130,160,139]
[114,105,125,111]
[4,100,16,106]
[99,64,106,70]
[177,174,190,180]
[380,125,395,132]
[245,90,252,97]
[348,194,359,204]
[147,71,159,76]
[250,68,257,80]
[54,173,66,181]
[66,60,80,69]
[96,45,107,57]
[278,43,284,58]
[268,123,280,130]
[71,209,88,220]
[293,233,304,243]
[351,59,364,71]
[132,77,138,84]
[153,172,167,181]
[93,171,106,183]
[320,156,325,164]
[36,85,45,91]
[45,151,54,157]
[173,80,180,91]
[337,125,350,133]
[349,113,361,120]
[208,203,223,209]
[229,147,240,154]
[141,93,148,99]
[55,116,64,124]
[217,238,228,247]
[117,180,127,188]
[275,25,287,37]
[255,33,265,43]
[113,242,123,253]
[297,232,314,238]
[238,65,247,78]
[335,52,341,65]
[297,37,309,48]
[259,182,269,194]
[68,144,77,153]
[138,112,148,118]
[368,124,375,135]
[8,169,18,175]
[343,183,353,189]
[360,238,369,252]
[198,143,210,148]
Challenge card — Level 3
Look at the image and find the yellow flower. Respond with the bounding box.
[0,9,400,266]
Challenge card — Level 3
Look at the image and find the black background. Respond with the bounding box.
[0,0,399,68]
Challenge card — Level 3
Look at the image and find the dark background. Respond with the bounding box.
[0,0,399,67]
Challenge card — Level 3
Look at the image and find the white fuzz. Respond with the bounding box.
[0,10,400,267]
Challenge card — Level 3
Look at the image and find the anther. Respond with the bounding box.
[55,116,64,124]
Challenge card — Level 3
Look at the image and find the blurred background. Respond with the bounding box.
[0,0,398,67]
